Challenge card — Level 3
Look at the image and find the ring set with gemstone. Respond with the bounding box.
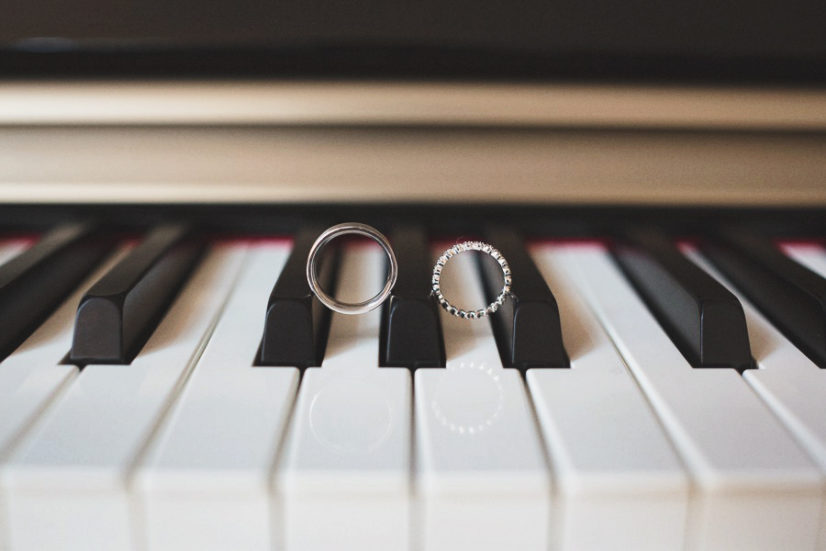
[431,241,511,319]
[305,222,512,319]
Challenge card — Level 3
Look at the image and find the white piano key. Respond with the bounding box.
[182,239,292,373]
[1,243,247,551]
[416,245,549,551]
[0,244,132,551]
[0,244,132,448]
[1,244,134,370]
[557,244,823,551]
[780,242,826,276]
[687,244,826,551]
[685,245,826,470]
[528,244,688,551]
[135,241,296,551]
[277,244,411,551]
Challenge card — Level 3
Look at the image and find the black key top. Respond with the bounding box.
[259,227,339,368]
[478,227,569,369]
[612,229,752,372]
[380,225,445,368]
[0,223,115,361]
[701,231,826,368]
[69,224,205,364]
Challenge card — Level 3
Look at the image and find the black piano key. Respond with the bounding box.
[0,223,115,361]
[478,227,569,369]
[259,227,340,368]
[612,229,752,372]
[701,231,826,368]
[380,225,446,368]
[69,224,205,364]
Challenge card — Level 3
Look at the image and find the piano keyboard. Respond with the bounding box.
[0,225,825,551]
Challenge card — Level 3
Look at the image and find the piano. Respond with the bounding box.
[1,1,826,550]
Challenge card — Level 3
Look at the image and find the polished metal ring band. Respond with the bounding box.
[432,241,512,319]
[306,222,398,315]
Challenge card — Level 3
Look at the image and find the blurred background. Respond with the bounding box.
[1,0,825,208]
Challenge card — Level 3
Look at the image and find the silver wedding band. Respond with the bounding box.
[306,222,398,315]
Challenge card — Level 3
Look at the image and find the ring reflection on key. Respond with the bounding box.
[309,376,394,454]
[430,362,504,436]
